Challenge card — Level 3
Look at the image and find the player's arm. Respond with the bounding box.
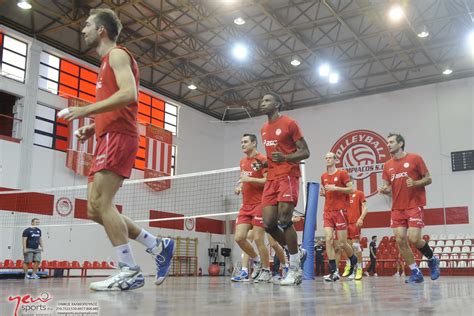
[22,237,27,253]
[407,172,432,188]
[356,201,368,228]
[240,172,267,186]
[378,179,391,194]
[370,245,376,257]
[325,180,352,194]
[39,237,44,251]
[65,49,137,119]
[272,137,310,163]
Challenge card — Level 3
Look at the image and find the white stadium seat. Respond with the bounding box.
[442,247,452,254]
[454,240,463,246]
[434,247,442,254]
[428,240,436,247]
[430,234,438,240]
[445,240,453,247]
[447,234,455,240]
[419,261,428,268]
[461,246,470,253]
[452,246,461,254]
[457,261,467,268]
[436,240,445,247]
[463,240,472,246]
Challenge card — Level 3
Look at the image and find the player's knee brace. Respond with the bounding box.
[278,220,293,231]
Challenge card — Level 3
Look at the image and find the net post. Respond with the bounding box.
[302,181,319,280]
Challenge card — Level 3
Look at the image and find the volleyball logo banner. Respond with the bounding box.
[330,130,390,197]
[65,98,95,176]
[144,124,172,191]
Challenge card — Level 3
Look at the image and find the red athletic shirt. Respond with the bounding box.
[382,153,429,209]
[321,169,351,212]
[240,153,267,205]
[261,115,304,180]
[348,190,366,223]
[94,46,139,138]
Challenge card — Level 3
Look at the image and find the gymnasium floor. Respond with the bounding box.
[1,276,473,315]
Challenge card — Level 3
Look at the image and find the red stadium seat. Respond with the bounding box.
[92,261,101,269]
[15,260,23,268]
[71,261,81,269]
[4,259,14,268]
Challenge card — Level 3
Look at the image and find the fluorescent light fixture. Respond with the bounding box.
[329,72,339,84]
[388,5,404,22]
[319,63,330,77]
[188,83,197,90]
[290,58,301,66]
[234,17,246,25]
[232,43,248,60]
[442,68,452,75]
[17,0,32,9]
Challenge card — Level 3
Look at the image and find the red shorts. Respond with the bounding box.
[261,176,299,207]
[390,207,424,228]
[347,223,361,240]
[88,132,138,183]
[236,204,264,227]
[323,210,348,230]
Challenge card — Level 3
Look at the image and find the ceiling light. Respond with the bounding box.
[329,73,339,84]
[319,63,330,77]
[388,5,404,22]
[290,58,301,66]
[17,0,32,9]
[442,68,453,75]
[234,17,246,25]
[232,43,248,60]
[188,83,197,90]
[417,26,429,38]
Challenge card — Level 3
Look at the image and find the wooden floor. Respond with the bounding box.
[1,275,473,315]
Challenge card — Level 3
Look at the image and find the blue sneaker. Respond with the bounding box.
[147,238,175,285]
[428,256,440,280]
[231,269,249,282]
[405,269,424,284]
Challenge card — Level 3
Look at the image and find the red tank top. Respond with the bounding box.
[94,46,139,138]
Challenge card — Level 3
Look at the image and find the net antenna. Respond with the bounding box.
[209,106,254,123]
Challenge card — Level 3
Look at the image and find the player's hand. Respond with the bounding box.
[234,186,241,195]
[251,159,263,171]
[319,188,326,196]
[75,124,95,143]
[240,174,251,183]
[406,177,415,187]
[356,218,364,228]
[378,185,390,194]
[271,152,287,163]
[324,184,337,192]
[63,106,89,121]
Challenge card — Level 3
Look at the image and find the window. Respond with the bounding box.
[138,91,178,135]
[171,145,177,175]
[0,91,18,138]
[38,52,97,103]
[34,104,68,151]
[0,33,28,82]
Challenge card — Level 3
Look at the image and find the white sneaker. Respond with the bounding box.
[31,274,40,279]
[255,269,271,283]
[271,275,281,284]
[347,268,356,281]
[89,264,144,291]
[324,271,340,282]
[280,267,302,286]
[251,261,262,280]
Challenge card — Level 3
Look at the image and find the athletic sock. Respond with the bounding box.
[135,229,159,249]
[115,243,137,268]
[417,242,434,260]
[349,254,358,266]
[409,263,419,271]
[289,253,299,268]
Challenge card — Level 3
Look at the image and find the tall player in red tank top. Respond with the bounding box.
[379,133,440,283]
[64,9,174,291]
[257,92,310,286]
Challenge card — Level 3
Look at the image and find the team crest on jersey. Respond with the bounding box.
[275,128,282,136]
[404,162,410,168]
[330,130,390,197]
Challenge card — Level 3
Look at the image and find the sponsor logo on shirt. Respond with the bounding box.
[391,172,408,181]
[263,139,278,147]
